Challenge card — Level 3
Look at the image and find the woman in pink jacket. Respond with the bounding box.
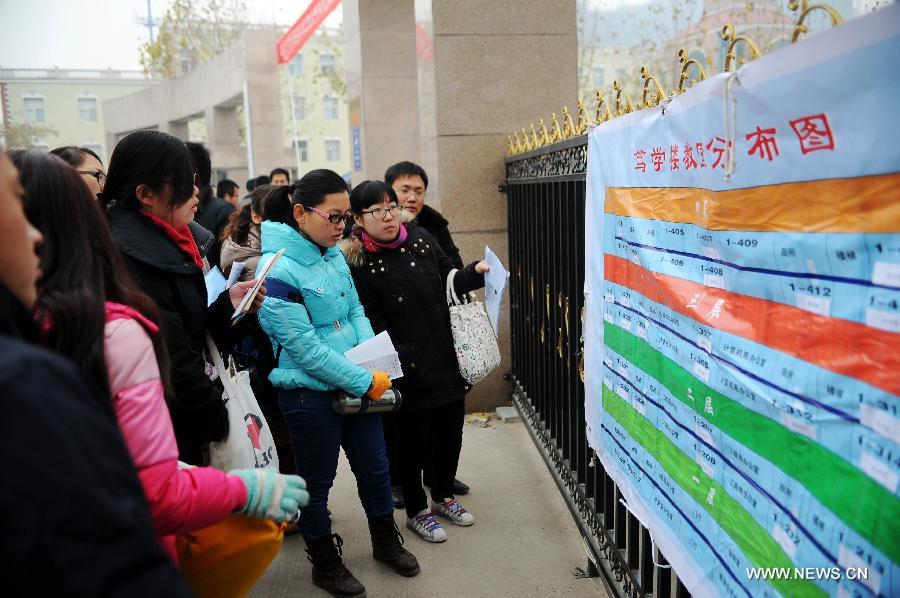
[12,149,309,562]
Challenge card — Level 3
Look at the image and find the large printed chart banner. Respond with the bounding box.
[583,6,900,598]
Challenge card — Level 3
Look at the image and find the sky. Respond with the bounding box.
[0,0,343,71]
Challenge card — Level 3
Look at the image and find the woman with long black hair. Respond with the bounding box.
[101,130,264,464]
[13,149,307,564]
[259,169,419,597]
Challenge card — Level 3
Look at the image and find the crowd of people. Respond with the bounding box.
[0,131,490,598]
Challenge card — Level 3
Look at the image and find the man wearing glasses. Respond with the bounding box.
[385,161,463,269]
[383,161,471,503]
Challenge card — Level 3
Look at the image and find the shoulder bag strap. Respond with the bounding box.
[206,333,238,402]
[445,268,463,306]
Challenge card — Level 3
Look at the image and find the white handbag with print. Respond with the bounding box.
[446,269,501,385]
[206,334,279,472]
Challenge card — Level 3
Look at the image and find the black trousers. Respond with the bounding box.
[398,399,466,519]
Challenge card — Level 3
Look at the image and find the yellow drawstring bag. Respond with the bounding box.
[176,515,285,598]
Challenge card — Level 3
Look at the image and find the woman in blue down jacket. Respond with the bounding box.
[257,169,419,598]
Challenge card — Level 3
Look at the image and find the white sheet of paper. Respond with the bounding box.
[484,245,510,335]
[226,261,245,289]
[204,266,227,307]
[232,249,284,323]
[344,331,405,380]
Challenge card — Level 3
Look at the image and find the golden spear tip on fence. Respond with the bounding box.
[562,106,576,139]
[576,100,589,135]
[529,122,540,149]
[550,112,563,142]
[677,47,707,93]
[613,80,634,116]
[640,66,667,108]
[595,89,611,124]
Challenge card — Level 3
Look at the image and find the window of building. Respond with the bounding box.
[320,53,336,75]
[323,96,338,120]
[292,96,306,120]
[592,66,605,88]
[615,68,626,84]
[294,138,308,162]
[79,97,98,123]
[289,54,304,76]
[24,97,44,123]
[325,139,340,161]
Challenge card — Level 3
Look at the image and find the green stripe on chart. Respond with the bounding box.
[603,386,825,598]
[604,321,900,563]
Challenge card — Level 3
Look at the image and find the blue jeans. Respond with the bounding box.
[277,388,393,541]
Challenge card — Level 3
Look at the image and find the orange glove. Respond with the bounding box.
[366,371,392,401]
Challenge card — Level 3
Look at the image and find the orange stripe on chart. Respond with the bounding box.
[604,173,900,233]
[604,254,900,395]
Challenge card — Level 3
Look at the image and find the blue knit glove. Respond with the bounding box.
[231,469,309,522]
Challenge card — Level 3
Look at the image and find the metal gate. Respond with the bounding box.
[505,135,687,598]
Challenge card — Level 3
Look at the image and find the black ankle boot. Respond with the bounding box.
[368,515,421,577]
[305,533,367,597]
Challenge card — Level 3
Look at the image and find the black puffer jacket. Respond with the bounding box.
[343,222,483,411]
[411,204,463,268]
[0,284,191,597]
[108,206,244,463]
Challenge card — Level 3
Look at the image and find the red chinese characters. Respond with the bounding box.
[789,113,834,154]
[706,137,732,170]
[651,147,666,172]
[634,150,647,172]
[630,113,834,174]
[683,144,697,170]
[745,126,780,161]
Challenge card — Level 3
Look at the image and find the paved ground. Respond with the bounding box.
[251,419,608,598]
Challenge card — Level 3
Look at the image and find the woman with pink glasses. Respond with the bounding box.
[259,169,420,598]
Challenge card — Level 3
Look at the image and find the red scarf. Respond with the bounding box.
[141,212,204,269]
[356,224,408,253]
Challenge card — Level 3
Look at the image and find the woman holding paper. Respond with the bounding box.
[220,184,270,282]
[101,131,265,465]
[259,169,420,598]
[342,180,488,544]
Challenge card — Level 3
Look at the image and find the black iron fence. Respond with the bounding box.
[505,136,688,598]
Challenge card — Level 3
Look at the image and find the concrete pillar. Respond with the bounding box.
[244,32,286,178]
[419,0,578,412]
[343,0,419,183]
[206,106,241,148]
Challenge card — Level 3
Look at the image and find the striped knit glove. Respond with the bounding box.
[230,469,309,522]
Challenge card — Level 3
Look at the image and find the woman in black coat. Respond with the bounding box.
[342,180,488,544]
[102,131,263,464]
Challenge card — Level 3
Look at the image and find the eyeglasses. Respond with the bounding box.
[397,188,425,198]
[306,205,353,225]
[77,169,106,188]
[361,205,402,221]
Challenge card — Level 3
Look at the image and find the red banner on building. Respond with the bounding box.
[276,0,341,64]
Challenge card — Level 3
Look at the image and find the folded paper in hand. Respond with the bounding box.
[344,331,404,380]
[232,249,284,325]
[484,245,510,335]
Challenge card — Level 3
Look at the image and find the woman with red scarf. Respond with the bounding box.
[342,180,489,544]
[102,130,264,465]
